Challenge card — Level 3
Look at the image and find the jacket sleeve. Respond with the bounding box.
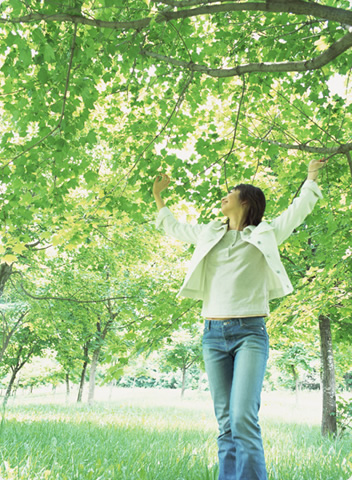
[270,180,323,246]
[155,207,206,245]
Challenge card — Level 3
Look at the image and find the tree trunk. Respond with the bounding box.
[0,311,28,364]
[65,372,70,402]
[0,263,12,298]
[3,367,19,408]
[0,335,13,364]
[291,364,300,405]
[88,349,100,405]
[181,366,187,397]
[77,358,88,403]
[319,315,337,436]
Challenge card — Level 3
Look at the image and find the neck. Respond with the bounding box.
[227,216,247,231]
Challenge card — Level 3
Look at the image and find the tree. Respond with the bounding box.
[0,325,49,407]
[274,342,318,403]
[161,327,203,396]
[0,299,29,364]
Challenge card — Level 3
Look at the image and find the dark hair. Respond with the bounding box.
[230,184,266,227]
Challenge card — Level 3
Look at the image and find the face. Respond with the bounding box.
[221,189,247,217]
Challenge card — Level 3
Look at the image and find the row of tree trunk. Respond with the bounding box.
[0,269,338,434]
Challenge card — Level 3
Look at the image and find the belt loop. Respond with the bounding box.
[208,320,211,330]
[239,318,243,327]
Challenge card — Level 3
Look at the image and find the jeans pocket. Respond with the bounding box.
[240,318,268,336]
[203,320,210,333]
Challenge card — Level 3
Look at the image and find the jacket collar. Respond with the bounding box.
[211,220,273,235]
[254,221,273,233]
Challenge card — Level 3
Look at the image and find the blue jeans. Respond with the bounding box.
[202,317,269,480]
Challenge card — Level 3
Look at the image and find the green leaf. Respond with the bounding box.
[84,171,99,185]
[19,45,32,67]
[44,44,56,62]
[38,67,50,84]
[10,0,24,16]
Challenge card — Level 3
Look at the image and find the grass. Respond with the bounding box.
[0,388,351,480]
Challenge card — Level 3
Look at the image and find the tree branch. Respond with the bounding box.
[345,151,352,179]
[266,81,342,145]
[224,76,246,192]
[141,30,352,77]
[253,137,352,156]
[0,12,150,29]
[159,0,352,27]
[9,275,131,304]
[4,1,352,28]
[157,300,200,337]
[20,288,131,304]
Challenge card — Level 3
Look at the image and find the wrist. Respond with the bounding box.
[153,192,166,210]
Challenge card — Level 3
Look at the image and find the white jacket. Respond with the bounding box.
[156,180,323,301]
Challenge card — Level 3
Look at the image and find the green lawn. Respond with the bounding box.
[0,388,351,480]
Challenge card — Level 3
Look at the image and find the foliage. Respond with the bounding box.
[336,395,352,438]
[13,355,68,391]
[0,0,351,251]
[161,327,203,370]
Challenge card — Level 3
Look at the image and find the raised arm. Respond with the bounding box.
[270,158,327,245]
[153,173,208,244]
[153,173,171,211]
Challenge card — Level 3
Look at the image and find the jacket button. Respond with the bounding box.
[276,270,281,274]
[257,241,261,245]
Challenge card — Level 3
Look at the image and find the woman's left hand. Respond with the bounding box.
[307,158,327,182]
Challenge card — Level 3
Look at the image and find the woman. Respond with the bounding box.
[153,159,325,480]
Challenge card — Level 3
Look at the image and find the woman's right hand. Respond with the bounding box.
[153,173,171,196]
